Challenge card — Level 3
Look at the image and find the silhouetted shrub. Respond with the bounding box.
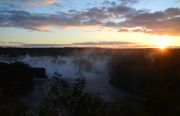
[0,102,29,116]
[37,76,136,116]
[0,62,34,95]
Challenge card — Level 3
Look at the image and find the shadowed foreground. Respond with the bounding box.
[0,48,180,116]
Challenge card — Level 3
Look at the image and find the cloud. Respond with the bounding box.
[118,8,180,36]
[0,3,179,36]
[73,41,135,45]
[0,8,106,31]
[28,0,57,6]
[0,4,134,31]
[20,41,137,48]
[102,0,139,6]
[21,44,65,48]
[8,42,25,44]
[102,1,116,6]
[118,0,139,5]
[0,0,58,6]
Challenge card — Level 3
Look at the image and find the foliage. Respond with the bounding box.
[37,76,139,116]
[39,77,105,116]
[108,50,180,115]
[0,62,34,95]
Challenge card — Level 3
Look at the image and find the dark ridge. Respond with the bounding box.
[0,47,179,57]
[0,62,47,95]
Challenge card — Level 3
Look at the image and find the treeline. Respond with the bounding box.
[0,47,167,57]
[0,62,34,95]
[0,62,47,112]
[108,49,180,115]
[0,47,110,57]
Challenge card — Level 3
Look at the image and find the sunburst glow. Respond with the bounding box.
[157,37,171,50]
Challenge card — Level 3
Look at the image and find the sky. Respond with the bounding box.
[0,0,180,48]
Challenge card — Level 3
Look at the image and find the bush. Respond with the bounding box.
[37,76,135,116]
[0,62,34,96]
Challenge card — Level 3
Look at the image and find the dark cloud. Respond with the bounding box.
[0,4,133,31]
[0,7,109,31]
[8,42,25,44]
[102,1,116,6]
[21,41,137,48]
[102,0,139,6]
[21,44,65,48]
[107,5,135,16]
[0,10,83,31]
[0,41,6,43]
[118,0,139,5]
[73,41,135,45]
[118,8,180,36]
[0,3,179,36]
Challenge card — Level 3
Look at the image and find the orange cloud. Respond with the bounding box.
[31,25,51,32]
[4,0,57,6]
[30,0,57,6]
[0,5,179,36]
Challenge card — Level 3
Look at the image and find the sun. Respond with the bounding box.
[159,46,167,51]
[157,38,170,50]
[159,45,166,50]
